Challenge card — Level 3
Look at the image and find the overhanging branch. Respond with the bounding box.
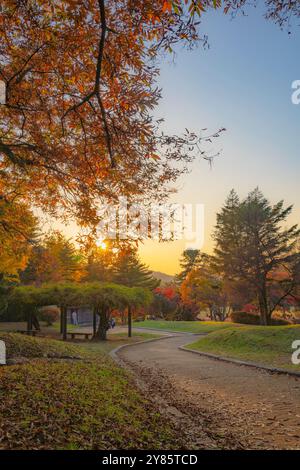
[62,0,115,168]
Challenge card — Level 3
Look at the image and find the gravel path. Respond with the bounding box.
[118,332,300,450]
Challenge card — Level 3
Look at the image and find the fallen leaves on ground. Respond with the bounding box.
[121,358,300,450]
[0,356,186,449]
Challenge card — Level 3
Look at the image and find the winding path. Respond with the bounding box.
[118,331,300,450]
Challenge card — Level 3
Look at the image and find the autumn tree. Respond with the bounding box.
[0,0,227,234]
[113,247,159,333]
[221,0,300,28]
[83,282,152,340]
[0,0,298,237]
[213,188,300,325]
[150,285,179,319]
[20,231,84,285]
[0,196,38,282]
[180,261,230,321]
[83,241,116,283]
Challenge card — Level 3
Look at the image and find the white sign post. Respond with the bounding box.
[0,80,6,104]
[0,340,6,365]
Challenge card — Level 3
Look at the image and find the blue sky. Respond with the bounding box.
[139,6,300,274]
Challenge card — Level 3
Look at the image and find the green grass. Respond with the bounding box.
[0,328,160,357]
[0,333,182,449]
[50,321,77,332]
[186,325,300,372]
[133,320,239,333]
[0,321,78,343]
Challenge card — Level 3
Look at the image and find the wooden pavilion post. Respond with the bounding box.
[128,305,132,338]
[93,308,97,337]
[60,306,63,334]
[62,306,68,341]
[27,311,32,332]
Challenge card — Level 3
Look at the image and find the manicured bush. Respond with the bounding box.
[231,311,289,325]
[231,311,260,324]
[38,306,60,326]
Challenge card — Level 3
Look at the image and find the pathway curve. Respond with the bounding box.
[118,332,300,450]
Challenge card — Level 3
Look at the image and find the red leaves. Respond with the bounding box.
[162,1,172,13]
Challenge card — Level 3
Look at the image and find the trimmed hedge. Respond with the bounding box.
[231,311,289,326]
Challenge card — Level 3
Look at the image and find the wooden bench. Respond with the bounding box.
[67,332,92,340]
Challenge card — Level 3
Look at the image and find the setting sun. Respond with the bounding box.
[98,241,107,250]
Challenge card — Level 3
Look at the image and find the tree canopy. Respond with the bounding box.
[20,231,84,285]
[0,0,226,227]
[6,281,153,339]
[0,0,298,235]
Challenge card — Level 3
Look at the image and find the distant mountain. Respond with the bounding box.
[151,271,174,285]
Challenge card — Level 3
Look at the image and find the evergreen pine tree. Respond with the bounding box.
[113,248,159,289]
[176,249,207,282]
[213,188,300,325]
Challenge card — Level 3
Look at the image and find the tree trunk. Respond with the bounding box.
[60,307,63,334]
[209,306,217,321]
[217,306,228,322]
[27,311,32,331]
[258,289,269,325]
[94,307,110,341]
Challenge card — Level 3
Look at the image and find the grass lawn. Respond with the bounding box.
[185,325,300,372]
[0,333,183,449]
[0,332,83,359]
[79,331,161,354]
[0,322,161,354]
[0,321,77,341]
[133,319,240,334]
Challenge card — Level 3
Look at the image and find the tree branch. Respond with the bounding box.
[62,0,115,168]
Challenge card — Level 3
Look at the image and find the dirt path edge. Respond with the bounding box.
[109,334,176,365]
[179,345,300,378]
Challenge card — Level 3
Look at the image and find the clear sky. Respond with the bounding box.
[139,6,300,274]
